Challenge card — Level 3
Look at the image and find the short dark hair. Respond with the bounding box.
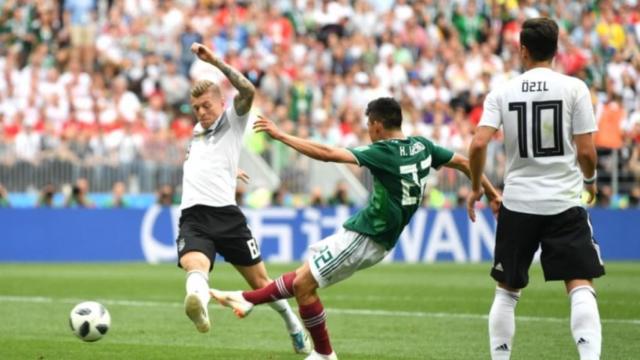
[365,97,403,129]
[520,18,559,62]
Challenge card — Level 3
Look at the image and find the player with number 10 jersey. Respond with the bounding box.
[480,67,596,215]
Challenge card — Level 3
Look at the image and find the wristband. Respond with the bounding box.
[583,172,597,185]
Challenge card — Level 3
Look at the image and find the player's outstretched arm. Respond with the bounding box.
[466,125,500,221]
[253,115,358,164]
[444,152,501,221]
[191,42,255,116]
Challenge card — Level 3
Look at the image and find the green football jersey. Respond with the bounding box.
[344,136,454,250]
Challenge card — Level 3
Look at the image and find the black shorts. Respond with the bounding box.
[491,205,605,289]
[176,205,262,270]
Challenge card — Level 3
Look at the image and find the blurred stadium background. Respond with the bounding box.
[1,0,640,359]
[0,0,639,208]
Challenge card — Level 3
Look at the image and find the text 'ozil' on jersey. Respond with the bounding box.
[479,67,597,215]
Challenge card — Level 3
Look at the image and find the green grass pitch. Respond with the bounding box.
[0,262,638,359]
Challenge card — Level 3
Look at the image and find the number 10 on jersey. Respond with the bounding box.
[509,100,564,158]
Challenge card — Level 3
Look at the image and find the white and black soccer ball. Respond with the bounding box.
[69,301,111,342]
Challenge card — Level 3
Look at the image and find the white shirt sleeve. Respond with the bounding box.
[227,105,250,136]
[572,82,597,135]
[478,89,502,129]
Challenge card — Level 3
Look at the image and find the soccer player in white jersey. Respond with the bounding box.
[467,18,605,360]
[177,43,311,354]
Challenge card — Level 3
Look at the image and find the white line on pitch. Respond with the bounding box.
[1,295,638,326]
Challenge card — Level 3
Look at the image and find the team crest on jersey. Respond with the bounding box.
[410,142,425,155]
[400,142,425,156]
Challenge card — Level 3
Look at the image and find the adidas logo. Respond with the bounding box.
[494,262,504,272]
[577,338,589,345]
[495,344,509,351]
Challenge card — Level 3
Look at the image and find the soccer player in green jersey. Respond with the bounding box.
[211,97,501,360]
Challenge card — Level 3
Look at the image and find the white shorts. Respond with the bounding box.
[308,229,388,288]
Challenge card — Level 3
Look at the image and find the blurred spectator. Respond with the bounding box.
[14,122,42,163]
[64,177,94,208]
[156,184,175,207]
[629,186,640,208]
[0,184,10,207]
[271,184,291,207]
[64,0,96,70]
[595,6,626,51]
[106,181,129,208]
[309,186,326,207]
[112,76,141,123]
[456,185,470,208]
[160,60,190,111]
[328,180,353,206]
[596,185,613,208]
[144,93,169,131]
[0,0,638,207]
[629,143,640,181]
[37,184,56,207]
[452,2,485,49]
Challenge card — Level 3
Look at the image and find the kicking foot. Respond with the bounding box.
[305,350,338,360]
[184,293,210,333]
[209,289,253,318]
[291,330,312,354]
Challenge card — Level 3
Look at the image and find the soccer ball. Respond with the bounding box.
[69,301,111,342]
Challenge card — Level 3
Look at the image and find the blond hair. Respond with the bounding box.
[191,79,222,98]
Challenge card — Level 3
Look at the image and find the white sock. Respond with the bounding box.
[186,270,210,305]
[489,287,520,360]
[570,286,601,360]
[268,299,303,334]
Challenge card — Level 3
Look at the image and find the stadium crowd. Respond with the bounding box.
[1,0,640,208]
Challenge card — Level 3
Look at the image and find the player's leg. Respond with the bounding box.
[210,233,293,313]
[566,279,601,360]
[489,283,521,360]
[213,230,385,360]
[292,263,336,360]
[181,251,212,304]
[176,208,217,333]
[540,207,604,360]
[234,262,311,354]
[298,230,386,359]
[488,206,541,360]
[179,250,214,333]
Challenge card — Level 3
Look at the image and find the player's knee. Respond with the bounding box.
[180,251,210,272]
[292,274,315,297]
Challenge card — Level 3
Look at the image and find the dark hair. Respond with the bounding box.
[520,18,558,62]
[365,97,403,129]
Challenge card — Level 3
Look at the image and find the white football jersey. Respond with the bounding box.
[180,105,248,210]
[479,67,596,215]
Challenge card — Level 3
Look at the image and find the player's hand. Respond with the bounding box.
[253,115,283,140]
[237,169,250,184]
[487,193,502,219]
[191,42,218,64]
[466,188,484,223]
[584,183,597,204]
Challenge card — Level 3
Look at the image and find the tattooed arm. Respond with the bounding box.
[191,42,255,116]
